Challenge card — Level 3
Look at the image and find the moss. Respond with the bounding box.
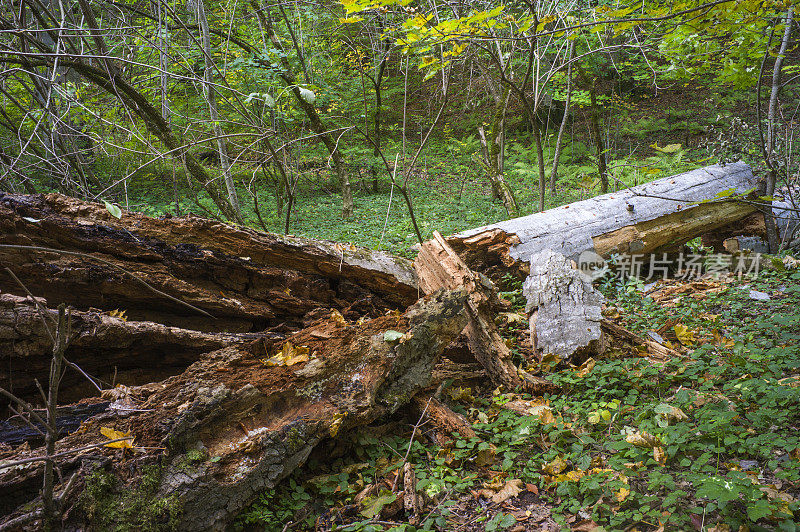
[80,465,182,531]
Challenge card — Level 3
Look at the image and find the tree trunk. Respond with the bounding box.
[195,0,242,223]
[253,0,354,218]
[444,162,760,282]
[550,40,575,196]
[763,7,794,252]
[477,123,518,217]
[0,193,418,335]
[588,83,609,194]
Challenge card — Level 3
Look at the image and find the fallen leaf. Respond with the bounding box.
[674,324,695,346]
[624,428,661,448]
[543,456,568,475]
[492,479,524,503]
[330,309,347,327]
[263,342,309,366]
[653,446,667,465]
[575,358,596,378]
[100,427,133,448]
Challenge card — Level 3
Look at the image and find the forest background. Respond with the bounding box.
[0,0,797,258]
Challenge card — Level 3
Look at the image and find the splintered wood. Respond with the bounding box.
[414,231,549,391]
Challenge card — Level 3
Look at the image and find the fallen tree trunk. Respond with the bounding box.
[0,289,468,530]
[0,292,279,407]
[0,193,418,333]
[445,162,759,282]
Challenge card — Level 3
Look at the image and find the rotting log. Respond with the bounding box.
[445,162,760,283]
[0,292,279,408]
[0,193,418,333]
[0,289,468,530]
[523,250,605,363]
[414,231,544,390]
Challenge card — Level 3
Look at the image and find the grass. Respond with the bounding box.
[118,134,706,259]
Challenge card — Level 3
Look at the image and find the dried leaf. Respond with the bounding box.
[624,428,661,448]
[475,446,497,467]
[653,446,667,465]
[491,479,523,503]
[330,309,347,327]
[100,427,133,448]
[575,358,596,378]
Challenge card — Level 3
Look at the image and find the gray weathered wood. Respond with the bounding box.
[448,162,758,277]
[524,250,604,362]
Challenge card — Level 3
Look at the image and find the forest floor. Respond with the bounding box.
[234,260,800,532]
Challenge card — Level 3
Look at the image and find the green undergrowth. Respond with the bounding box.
[118,135,704,259]
[235,265,800,531]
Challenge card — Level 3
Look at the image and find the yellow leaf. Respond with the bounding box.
[674,324,695,346]
[616,486,631,502]
[264,342,310,366]
[100,427,133,448]
[339,16,364,23]
[542,456,568,475]
[330,309,347,327]
[329,412,345,438]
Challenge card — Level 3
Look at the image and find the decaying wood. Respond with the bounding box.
[414,231,525,390]
[446,162,759,283]
[524,250,605,363]
[0,292,277,407]
[0,289,468,530]
[403,462,418,517]
[412,395,476,441]
[0,193,417,333]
